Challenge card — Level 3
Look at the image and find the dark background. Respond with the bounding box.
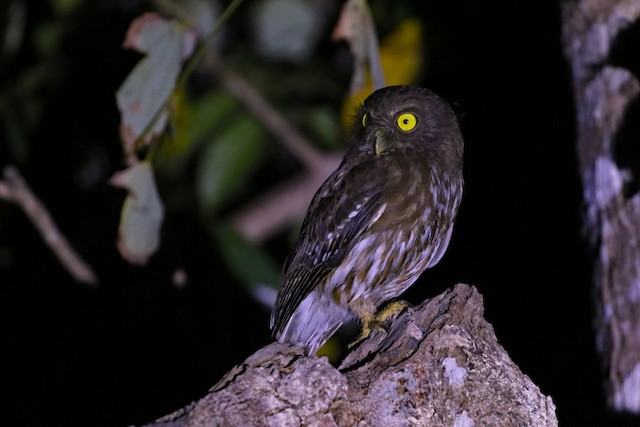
[1,0,638,425]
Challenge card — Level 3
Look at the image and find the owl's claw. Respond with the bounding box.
[347,300,411,349]
[347,327,371,350]
[376,300,411,324]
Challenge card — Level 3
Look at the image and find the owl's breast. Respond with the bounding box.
[370,153,448,232]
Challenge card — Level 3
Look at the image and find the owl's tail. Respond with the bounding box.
[274,292,351,355]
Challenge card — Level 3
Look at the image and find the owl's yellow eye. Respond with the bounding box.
[362,113,368,127]
[396,113,417,131]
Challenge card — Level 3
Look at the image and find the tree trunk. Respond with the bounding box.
[144,284,557,426]
[562,0,640,413]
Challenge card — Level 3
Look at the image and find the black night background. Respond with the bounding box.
[1,0,638,425]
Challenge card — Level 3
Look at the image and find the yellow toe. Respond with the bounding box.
[375,300,410,324]
[347,300,411,349]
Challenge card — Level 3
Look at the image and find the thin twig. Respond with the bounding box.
[173,0,325,170]
[0,166,98,285]
[208,58,327,172]
[176,0,246,90]
[229,153,343,243]
[145,1,339,240]
[203,57,343,241]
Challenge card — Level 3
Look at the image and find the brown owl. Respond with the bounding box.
[270,85,464,354]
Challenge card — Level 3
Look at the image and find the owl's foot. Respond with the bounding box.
[347,300,411,349]
[347,319,374,350]
[376,300,411,324]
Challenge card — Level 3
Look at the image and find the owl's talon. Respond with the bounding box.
[347,301,411,349]
[347,325,372,350]
[376,300,411,324]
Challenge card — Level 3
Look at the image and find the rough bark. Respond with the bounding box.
[562,0,640,413]
[144,284,557,426]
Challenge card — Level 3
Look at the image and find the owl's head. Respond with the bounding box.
[352,85,463,160]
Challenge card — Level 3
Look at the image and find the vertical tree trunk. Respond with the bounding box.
[562,0,640,413]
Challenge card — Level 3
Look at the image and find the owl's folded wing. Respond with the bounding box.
[270,162,386,335]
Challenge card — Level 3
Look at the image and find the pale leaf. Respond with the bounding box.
[196,116,266,215]
[332,0,385,93]
[116,12,197,154]
[111,160,165,265]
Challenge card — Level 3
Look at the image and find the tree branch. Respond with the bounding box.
[208,58,328,173]
[143,284,557,426]
[206,56,345,242]
[227,155,342,243]
[0,166,98,285]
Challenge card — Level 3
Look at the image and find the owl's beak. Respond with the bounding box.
[374,130,388,156]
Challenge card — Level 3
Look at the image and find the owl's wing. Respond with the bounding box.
[270,161,386,334]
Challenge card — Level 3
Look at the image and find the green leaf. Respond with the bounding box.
[110,160,165,265]
[214,225,281,290]
[301,106,340,149]
[33,21,62,56]
[156,90,241,178]
[49,0,84,15]
[196,116,266,215]
[189,90,240,145]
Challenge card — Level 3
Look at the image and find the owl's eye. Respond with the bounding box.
[362,113,368,127]
[396,113,417,132]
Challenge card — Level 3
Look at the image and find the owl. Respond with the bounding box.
[270,85,464,355]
